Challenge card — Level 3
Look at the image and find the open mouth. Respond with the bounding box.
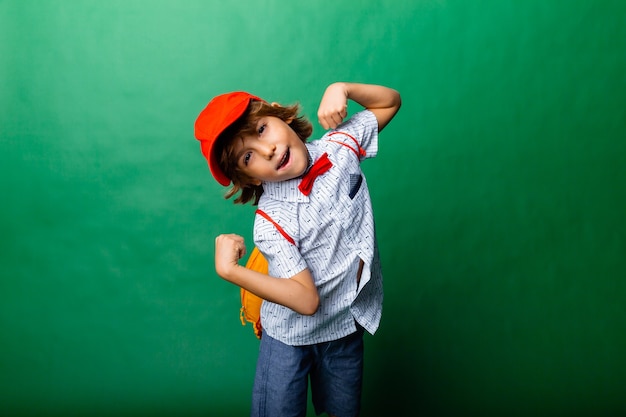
[277,148,290,170]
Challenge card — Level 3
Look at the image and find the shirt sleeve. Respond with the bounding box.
[333,110,379,160]
[253,209,308,279]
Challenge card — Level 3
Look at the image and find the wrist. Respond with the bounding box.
[218,263,244,284]
[328,82,349,97]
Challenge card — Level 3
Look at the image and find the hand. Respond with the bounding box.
[317,82,349,130]
[214,234,246,281]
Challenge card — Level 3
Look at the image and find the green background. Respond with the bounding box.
[2,1,625,416]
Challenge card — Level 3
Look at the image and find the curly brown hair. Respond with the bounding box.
[215,100,313,205]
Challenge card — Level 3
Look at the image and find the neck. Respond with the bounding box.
[299,149,313,178]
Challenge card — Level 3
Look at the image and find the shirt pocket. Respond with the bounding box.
[336,173,368,234]
[348,174,363,199]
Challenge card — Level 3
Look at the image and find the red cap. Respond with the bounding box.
[194,91,261,186]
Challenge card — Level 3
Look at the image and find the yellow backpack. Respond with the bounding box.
[240,246,267,339]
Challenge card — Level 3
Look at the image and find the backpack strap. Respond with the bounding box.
[326,131,366,160]
[255,209,296,246]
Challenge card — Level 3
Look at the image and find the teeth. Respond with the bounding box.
[278,150,289,169]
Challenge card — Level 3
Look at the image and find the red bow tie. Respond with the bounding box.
[298,152,333,196]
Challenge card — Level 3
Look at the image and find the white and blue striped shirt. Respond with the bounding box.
[254,110,383,346]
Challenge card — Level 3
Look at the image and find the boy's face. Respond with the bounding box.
[231,116,309,184]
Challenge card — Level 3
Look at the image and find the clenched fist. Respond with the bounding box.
[214,233,247,281]
[317,82,349,130]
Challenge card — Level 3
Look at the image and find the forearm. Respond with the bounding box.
[219,265,320,316]
[214,233,319,315]
[340,82,401,111]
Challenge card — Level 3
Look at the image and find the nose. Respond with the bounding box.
[257,141,276,159]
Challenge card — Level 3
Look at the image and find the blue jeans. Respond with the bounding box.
[251,328,364,417]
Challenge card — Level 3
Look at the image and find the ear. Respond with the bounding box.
[250,178,262,186]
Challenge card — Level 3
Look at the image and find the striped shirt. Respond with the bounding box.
[254,110,383,346]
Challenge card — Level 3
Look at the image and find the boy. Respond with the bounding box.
[195,82,401,417]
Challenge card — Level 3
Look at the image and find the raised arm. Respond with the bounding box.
[317,82,401,132]
[214,234,319,315]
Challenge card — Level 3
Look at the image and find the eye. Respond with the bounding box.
[243,152,252,166]
[257,123,266,135]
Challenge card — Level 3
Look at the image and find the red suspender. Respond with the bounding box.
[326,131,366,159]
[255,209,296,246]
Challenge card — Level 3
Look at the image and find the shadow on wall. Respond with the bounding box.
[364,223,626,417]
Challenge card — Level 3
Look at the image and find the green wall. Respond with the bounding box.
[2,1,625,416]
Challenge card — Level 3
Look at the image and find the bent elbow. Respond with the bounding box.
[299,292,320,316]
